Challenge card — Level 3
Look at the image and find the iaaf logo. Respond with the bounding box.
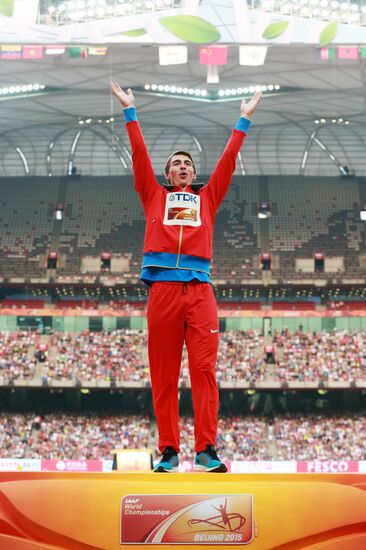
[188,498,246,537]
[169,193,197,203]
[120,494,253,544]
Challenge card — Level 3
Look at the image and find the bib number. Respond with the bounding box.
[163,192,201,227]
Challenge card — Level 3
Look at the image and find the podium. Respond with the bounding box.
[0,472,366,549]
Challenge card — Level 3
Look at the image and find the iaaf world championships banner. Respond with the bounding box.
[1,0,366,45]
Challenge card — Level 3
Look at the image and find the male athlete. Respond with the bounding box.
[111,81,261,472]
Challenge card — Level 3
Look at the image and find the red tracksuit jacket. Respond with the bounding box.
[125,119,248,277]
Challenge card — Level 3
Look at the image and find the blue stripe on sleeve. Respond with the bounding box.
[235,117,251,133]
[123,106,137,122]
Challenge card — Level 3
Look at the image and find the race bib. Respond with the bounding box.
[163,191,201,227]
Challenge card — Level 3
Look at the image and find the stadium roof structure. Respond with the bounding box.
[0,43,365,177]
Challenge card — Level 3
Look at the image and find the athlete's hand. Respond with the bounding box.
[241,90,262,120]
[110,81,135,108]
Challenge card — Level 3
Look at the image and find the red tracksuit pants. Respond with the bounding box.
[147,281,219,454]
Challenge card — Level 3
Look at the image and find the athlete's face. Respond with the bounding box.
[165,154,196,188]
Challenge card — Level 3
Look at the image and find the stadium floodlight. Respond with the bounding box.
[140,83,292,102]
[0,83,50,100]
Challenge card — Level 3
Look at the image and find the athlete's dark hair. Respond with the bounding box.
[164,150,196,176]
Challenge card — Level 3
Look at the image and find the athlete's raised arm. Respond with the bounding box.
[111,81,135,108]
[111,81,158,206]
[240,90,262,120]
[206,90,262,211]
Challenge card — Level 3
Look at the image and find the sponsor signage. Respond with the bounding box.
[164,192,201,227]
[41,459,104,472]
[0,459,41,472]
[231,460,297,474]
[297,461,359,473]
[120,494,253,544]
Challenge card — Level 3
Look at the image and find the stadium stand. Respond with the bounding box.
[268,176,364,281]
[0,328,364,385]
[0,177,57,280]
[0,412,364,462]
[0,331,39,382]
[1,175,364,283]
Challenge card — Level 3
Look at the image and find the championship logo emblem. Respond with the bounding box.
[121,494,254,544]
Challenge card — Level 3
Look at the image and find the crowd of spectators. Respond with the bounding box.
[29,414,151,460]
[0,413,151,459]
[0,413,34,458]
[179,330,265,385]
[273,328,366,382]
[0,328,365,384]
[45,329,265,384]
[1,413,365,461]
[0,331,38,382]
[274,415,366,461]
[46,330,149,382]
[179,415,272,461]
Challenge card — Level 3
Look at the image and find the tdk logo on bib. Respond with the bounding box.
[164,192,201,227]
[169,193,198,204]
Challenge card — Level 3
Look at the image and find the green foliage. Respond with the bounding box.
[0,0,14,17]
[262,21,289,40]
[159,15,220,43]
[121,29,147,37]
[319,21,338,47]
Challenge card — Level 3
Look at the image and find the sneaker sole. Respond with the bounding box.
[194,463,227,473]
[154,466,179,473]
